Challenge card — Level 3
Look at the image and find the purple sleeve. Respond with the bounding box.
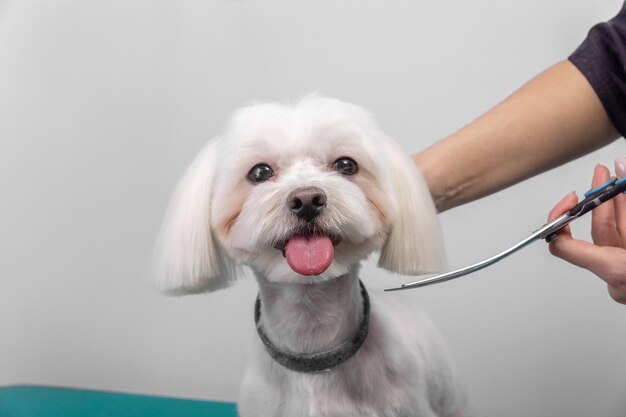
[569,4,626,137]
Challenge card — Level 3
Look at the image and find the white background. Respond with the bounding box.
[1,1,625,416]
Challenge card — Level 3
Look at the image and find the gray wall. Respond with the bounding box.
[1,1,625,416]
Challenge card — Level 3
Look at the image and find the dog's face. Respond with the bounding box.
[211,98,393,284]
[156,95,444,294]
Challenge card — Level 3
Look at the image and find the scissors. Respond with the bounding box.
[385,176,626,292]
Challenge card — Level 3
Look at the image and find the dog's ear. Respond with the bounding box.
[155,141,237,295]
[377,142,446,275]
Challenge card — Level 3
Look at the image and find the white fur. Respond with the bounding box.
[155,94,466,416]
[155,141,238,294]
[378,138,447,274]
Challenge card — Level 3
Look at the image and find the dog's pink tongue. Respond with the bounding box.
[285,235,334,276]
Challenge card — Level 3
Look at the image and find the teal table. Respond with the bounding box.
[0,386,239,417]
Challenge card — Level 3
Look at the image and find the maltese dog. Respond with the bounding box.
[156,94,466,416]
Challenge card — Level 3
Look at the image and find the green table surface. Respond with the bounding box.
[0,386,239,417]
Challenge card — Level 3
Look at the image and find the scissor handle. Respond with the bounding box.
[543,176,626,242]
[570,177,626,216]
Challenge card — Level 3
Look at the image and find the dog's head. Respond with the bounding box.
[155,95,444,294]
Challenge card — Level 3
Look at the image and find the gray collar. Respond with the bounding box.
[254,280,370,373]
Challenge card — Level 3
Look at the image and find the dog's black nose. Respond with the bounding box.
[288,187,326,222]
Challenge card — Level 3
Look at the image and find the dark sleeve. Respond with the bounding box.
[569,3,626,138]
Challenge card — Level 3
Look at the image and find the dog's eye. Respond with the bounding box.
[247,163,274,183]
[332,157,358,175]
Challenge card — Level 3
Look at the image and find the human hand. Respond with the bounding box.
[548,160,626,304]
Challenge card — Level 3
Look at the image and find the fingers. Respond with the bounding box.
[613,159,626,242]
[550,235,605,270]
[548,161,626,305]
[550,236,626,304]
[615,157,626,178]
[549,235,623,282]
[607,282,626,304]
[590,165,621,247]
[614,192,626,241]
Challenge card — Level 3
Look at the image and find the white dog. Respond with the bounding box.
[156,94,466,417]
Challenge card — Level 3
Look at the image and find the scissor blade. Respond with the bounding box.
[384,214,573,292]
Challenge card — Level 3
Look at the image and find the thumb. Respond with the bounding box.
[548,192,578,222]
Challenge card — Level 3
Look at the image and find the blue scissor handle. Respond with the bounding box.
[584,178,617,198]
[571,176,626,218]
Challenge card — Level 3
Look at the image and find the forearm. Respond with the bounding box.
[414,60,619,212]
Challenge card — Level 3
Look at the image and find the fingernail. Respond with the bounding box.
[615,157,626,179]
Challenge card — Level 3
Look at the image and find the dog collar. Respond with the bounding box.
[254,280,370,373]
